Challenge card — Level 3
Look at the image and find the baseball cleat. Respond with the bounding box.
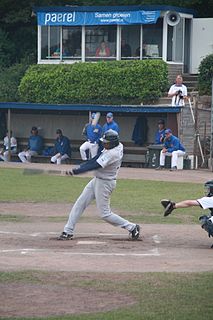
[170,166,177,171]
[130,224,140,240]
[57,232,73,240]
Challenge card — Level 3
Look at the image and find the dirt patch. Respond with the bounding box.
[1,200,213,318]
[0,282,135,318]
[0,161,211,184]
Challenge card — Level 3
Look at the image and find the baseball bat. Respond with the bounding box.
[91,112,100,126]
[22,168,65,176]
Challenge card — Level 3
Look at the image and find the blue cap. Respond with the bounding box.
[165,129,172,134]
[106,112,113,118]
[91,113,96,119]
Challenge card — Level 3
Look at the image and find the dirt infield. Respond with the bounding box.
[0,161,211,183]
[1,202,213,274]
[0,163,213,318]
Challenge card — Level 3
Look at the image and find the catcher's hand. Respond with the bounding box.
[161,199,175,216]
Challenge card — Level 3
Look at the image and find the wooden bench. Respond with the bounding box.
[122,142,148,168]
[1,138,148,167]
[7,138,83,165]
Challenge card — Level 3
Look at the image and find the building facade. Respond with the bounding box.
[34,5,196,74]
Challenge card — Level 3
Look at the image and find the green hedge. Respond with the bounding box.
[0,63,29,102]
[198,54,213,96]
[18,60,168,105]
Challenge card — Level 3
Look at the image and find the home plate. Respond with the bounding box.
[77,241,106,245]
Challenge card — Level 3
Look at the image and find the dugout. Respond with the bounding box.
[0,102,181,166]
[0,102,181,144]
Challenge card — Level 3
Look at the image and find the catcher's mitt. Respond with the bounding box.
[161,199,175,216]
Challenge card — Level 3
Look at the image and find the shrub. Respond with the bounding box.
[0,62,30,102]
[198,54,213,96]
[0,28,16,68]
[18,60,168,105]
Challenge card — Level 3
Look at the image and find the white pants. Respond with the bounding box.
[0,148,17,162]
[64,177,136,235]
[80,141,98,160]
[160,150,186,168]
[51,153,69,165]
[18,150,38,163]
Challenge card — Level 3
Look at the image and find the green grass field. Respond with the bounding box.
[0,168,203,224]
[0,271,213,320]
[0,168,212,320]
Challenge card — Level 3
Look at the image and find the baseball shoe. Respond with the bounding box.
[170,166,177,171]
[161,199,175,216]
[130,224,140,240]
[155,166,164,170]
[57,232,73,240]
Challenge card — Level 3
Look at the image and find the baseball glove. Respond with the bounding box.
[161,199,175,216]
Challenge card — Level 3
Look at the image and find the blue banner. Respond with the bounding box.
[37,10,160,26]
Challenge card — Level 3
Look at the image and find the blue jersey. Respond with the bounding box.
[102,121,119,134]
[54,135,71,157]
[28,135,43,154]
[86,123,102,143]
[164,135,185,153]
[155,129,166,144]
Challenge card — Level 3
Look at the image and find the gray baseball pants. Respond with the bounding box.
[64,177,136,235]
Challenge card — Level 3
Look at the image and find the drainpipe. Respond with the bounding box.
[211,78,213,171]
[7,108,11,162]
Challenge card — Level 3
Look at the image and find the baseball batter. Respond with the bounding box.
[58,129,140,240]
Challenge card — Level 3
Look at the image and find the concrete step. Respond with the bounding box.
[155,97,171,105]
[183,74,198,81]
[183,74,198,92]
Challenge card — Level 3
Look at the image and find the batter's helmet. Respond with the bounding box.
[100,129,119,149]
[204,180,213,197]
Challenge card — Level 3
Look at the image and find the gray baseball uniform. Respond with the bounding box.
[64,143,137,235]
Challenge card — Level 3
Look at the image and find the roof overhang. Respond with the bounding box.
[0,102,181,113]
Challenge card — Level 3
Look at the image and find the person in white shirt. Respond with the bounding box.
[0,130,17,162]
[168,75,187,106]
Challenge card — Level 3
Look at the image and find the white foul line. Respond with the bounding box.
[0,247,160,257]
[0,231,128,237]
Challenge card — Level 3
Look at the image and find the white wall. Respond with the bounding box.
[190,18,213,74]
[8,113,165,144]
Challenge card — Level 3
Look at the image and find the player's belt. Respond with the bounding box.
[96,177,116,181]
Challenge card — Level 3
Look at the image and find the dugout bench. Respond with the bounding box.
[0,138,148,167]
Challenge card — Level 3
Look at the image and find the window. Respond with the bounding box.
[39,19,164,62]
[85,25,116,60]
[41,26,60,59]
[62,27,81,60]
[143,18,163,58]
[121,25,140,59]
